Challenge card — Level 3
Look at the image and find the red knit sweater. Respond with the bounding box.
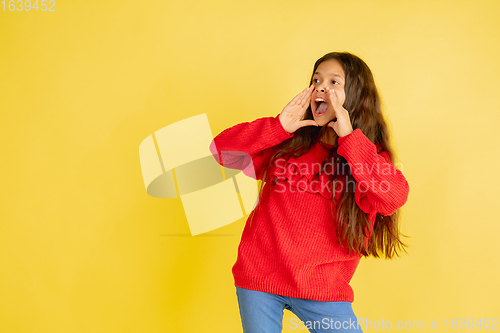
[209,114,409,302]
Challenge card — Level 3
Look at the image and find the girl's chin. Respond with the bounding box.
[313,114,334,126]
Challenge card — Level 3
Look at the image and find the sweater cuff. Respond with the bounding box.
[273,113,294,138]
[337,128,377,159]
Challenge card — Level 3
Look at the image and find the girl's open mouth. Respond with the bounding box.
[314,98,328,116]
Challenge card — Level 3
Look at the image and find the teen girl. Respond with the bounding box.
[210,52,409,333]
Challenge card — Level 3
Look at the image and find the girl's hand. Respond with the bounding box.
[279,85,319,133]
[326,87,353,137]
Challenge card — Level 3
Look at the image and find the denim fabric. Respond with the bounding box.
[236,286,364,333]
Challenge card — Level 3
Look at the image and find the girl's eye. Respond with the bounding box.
[313,78,338,84]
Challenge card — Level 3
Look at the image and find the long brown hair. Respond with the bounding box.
[249,52,407,259]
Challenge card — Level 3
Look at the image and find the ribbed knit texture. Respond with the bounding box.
[209,114,409,302]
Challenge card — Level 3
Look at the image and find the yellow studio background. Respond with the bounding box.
[1,0,499,332]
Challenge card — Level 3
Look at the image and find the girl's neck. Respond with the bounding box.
[319,127,338,146]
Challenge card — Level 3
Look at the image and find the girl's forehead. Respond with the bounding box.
[315,60,345,78]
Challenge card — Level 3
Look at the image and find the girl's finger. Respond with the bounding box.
[298,120,319,128]
[288,86,313,110]
[290,88,307,104]
[293,91,304,103]
[299,85,314,107]
[297,87,311,104]
[327,87,337,102]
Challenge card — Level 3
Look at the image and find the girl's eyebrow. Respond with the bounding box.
[314,72,345,80]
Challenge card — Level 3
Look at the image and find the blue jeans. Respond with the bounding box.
[236,287,364,333]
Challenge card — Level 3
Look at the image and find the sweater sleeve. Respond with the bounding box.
[337,128,409,217]
[209,114,293,180]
